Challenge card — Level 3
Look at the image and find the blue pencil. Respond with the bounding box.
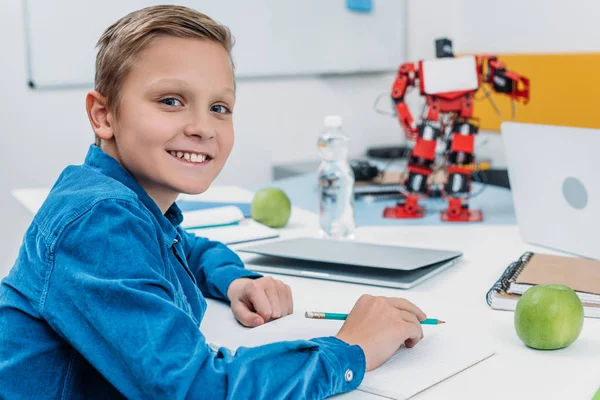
[305,311,445,325]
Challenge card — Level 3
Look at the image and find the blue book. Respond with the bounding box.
[176,200,252,218]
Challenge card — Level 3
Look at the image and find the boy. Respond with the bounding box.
[0,5,426,399]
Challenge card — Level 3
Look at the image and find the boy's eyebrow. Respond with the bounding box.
[147,78,235,97]
[218,87,236,99]
[147,78,190,89]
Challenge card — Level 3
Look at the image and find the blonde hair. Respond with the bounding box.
[93,5,234,145]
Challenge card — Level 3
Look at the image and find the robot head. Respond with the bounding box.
[435,38,454,58]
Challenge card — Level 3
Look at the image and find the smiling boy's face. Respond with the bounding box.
[90,36,235,211]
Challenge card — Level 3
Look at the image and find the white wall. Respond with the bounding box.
[406,0,600,167]
[408,0,600,59]
[0,1,403,274]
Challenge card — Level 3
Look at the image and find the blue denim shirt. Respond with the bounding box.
[0,145,365,399]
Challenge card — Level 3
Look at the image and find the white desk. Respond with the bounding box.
[11,187,600,399]
[201,197,600,400]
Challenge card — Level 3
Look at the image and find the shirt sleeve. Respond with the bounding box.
[179,228,262,301]
[42,199,366,400]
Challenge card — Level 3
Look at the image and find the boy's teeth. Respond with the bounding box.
[171,151,208,163]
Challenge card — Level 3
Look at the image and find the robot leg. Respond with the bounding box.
[383,121,440,219]
[383,168,429,218]
[441,118,483,222]
[441,168,482,222]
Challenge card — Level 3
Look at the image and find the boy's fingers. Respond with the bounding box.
[400,311,423,344]
[403,319,422,345]
[278,283,293,315]
[399,309,419,325]
[264,284,282,319]
[247,286,272,322]
[231,301,264,327]
[385,297,427,321]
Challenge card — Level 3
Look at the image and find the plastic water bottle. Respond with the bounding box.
[317,115,356,239]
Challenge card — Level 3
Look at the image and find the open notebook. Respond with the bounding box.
[213,313,495,400]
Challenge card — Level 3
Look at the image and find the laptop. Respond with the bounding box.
[235,237,462,289]
[502,122,600,259]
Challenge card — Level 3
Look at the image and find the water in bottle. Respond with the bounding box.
[317,115,356,239]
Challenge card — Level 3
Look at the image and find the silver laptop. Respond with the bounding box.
[236,237,462,289]
[502,122,599,259]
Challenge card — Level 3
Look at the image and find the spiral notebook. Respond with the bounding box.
[486,252,600,318]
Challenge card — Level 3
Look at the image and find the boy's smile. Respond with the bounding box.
[168,150,212,165]
[87,36,235,213]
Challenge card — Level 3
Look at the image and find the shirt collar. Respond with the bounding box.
[84,144,183,246]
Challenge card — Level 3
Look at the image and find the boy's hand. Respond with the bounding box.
[227,277,293,327]
[335,295,426,371]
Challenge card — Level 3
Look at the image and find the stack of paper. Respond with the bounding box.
[177,199,252,217]
[182,207,279,245]
[181,206,245,229]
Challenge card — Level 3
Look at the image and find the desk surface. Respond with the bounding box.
[260,172,517,226]
[11,184,599,399]
[199,187,600,400]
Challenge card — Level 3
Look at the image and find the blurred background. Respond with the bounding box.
[1,0,599,275]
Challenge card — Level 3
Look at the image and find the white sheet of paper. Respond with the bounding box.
[215,313,495,400]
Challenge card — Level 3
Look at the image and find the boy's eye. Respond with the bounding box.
[160,98,183,107]
[211,104,230,114]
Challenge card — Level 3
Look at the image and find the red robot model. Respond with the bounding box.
[383,39,530,222]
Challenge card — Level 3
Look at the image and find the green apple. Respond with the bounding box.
[514,284,584,350]
[251,188,291,228]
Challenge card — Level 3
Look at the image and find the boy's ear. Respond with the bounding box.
[86,91,114,141]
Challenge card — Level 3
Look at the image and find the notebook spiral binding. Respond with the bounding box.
[485,252,534,306]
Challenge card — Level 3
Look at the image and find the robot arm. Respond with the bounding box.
[479,56,530,103]
[391,62,420,140]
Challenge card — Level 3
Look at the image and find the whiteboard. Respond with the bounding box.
[23,0,407,89]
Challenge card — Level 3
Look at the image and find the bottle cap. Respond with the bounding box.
[324,115,342,128]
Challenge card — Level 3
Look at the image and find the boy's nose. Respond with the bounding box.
[183,113,216,139]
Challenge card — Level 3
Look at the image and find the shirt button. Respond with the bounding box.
[344,369,354,382]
